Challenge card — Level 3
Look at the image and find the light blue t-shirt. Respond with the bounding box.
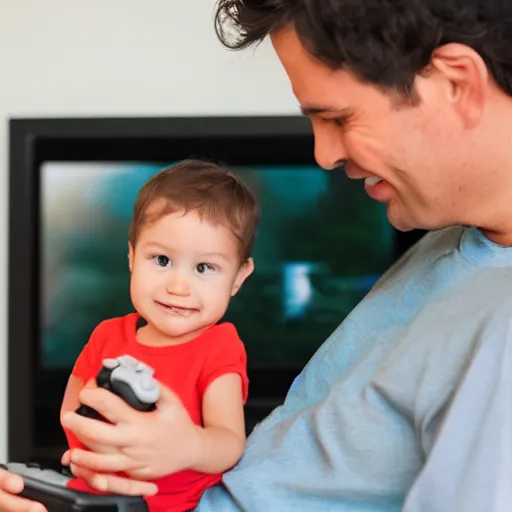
[197,226,512,512]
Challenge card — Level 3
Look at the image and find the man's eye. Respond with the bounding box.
[332,118,347,127]
[196,262,213,274]
[155,255,170,267]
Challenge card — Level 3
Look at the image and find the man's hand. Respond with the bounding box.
[61,380,203,490]
[0,469,46,512]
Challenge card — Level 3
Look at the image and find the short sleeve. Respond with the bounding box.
[198,323,249,403]
[403,314,512,512]
[71,321,108,382]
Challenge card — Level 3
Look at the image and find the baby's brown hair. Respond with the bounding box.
[129,159,260,263]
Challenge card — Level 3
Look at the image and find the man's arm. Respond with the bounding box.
[403,317,512,511]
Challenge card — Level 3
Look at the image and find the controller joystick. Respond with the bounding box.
[76,355,160,421]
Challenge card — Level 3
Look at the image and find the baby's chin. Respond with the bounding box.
[148,320,215,345]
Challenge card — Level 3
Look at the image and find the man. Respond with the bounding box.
[3,0,512,510]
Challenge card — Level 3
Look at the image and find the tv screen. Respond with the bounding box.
[11,117,424,462]
[41,161,394,371]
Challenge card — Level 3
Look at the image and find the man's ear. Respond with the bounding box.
[428,43,489,128]
[231,257,255,297]
[128,242,134,273]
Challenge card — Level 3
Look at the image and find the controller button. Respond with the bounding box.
[135,362,148,372]
[139,374,155,391]
[62,466,73,477]
[117,355,140,369]
[102,358,120,369]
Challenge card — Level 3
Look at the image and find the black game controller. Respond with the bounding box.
[0,357,160,511]
[2,462,148,511]
[76,355,160,421]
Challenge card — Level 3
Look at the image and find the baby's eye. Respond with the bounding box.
[154,255,171,267]
[196,262,213,274]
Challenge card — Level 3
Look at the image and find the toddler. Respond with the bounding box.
[60,159,259,512]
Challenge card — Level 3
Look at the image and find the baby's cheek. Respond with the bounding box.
[204,284,232,310]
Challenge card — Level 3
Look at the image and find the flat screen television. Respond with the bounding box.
[8,116,424,462]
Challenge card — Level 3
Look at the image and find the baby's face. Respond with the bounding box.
[128,209,253,345]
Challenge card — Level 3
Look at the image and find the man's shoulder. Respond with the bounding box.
[399,226,464,264]
[371,226,464,291]
[403,296,512,511]
[477,296,512,349]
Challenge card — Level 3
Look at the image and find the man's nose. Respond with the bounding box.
[313,125,348,171]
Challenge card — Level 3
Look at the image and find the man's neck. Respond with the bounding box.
[480,228,512,247]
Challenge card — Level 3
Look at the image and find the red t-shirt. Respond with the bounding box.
[65,313,249,512]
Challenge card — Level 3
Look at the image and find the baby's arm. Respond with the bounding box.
[190,373,246,474]
[60,375,85,423]
[60,323,104,446]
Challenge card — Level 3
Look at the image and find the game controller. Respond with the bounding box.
[76,355,160,421]
[1,462,148,511]
[1,357,160,510]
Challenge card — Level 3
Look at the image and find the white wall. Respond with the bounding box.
[0,0,298,461]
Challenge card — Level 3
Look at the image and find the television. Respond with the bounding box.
[8,116,424,462]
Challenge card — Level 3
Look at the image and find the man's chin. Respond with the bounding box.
[386,209,418,232]
[387,208,457,234]
[386,202,437,232]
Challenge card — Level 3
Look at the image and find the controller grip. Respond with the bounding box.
[75,404,108,422]
[112,381,157,412]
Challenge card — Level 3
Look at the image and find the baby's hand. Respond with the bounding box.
[61,450,157,496]
[61,382,203,481]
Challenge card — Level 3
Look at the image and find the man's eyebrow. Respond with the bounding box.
[299,105,352,117]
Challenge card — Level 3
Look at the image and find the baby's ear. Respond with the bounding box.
[128,242,134,272]
[231,258,254,296]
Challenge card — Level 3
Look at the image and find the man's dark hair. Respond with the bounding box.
[214,0,512,100]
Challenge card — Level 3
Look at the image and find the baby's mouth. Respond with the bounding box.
[156,302,195,317]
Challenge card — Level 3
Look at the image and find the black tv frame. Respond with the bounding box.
[8,116,424,461]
